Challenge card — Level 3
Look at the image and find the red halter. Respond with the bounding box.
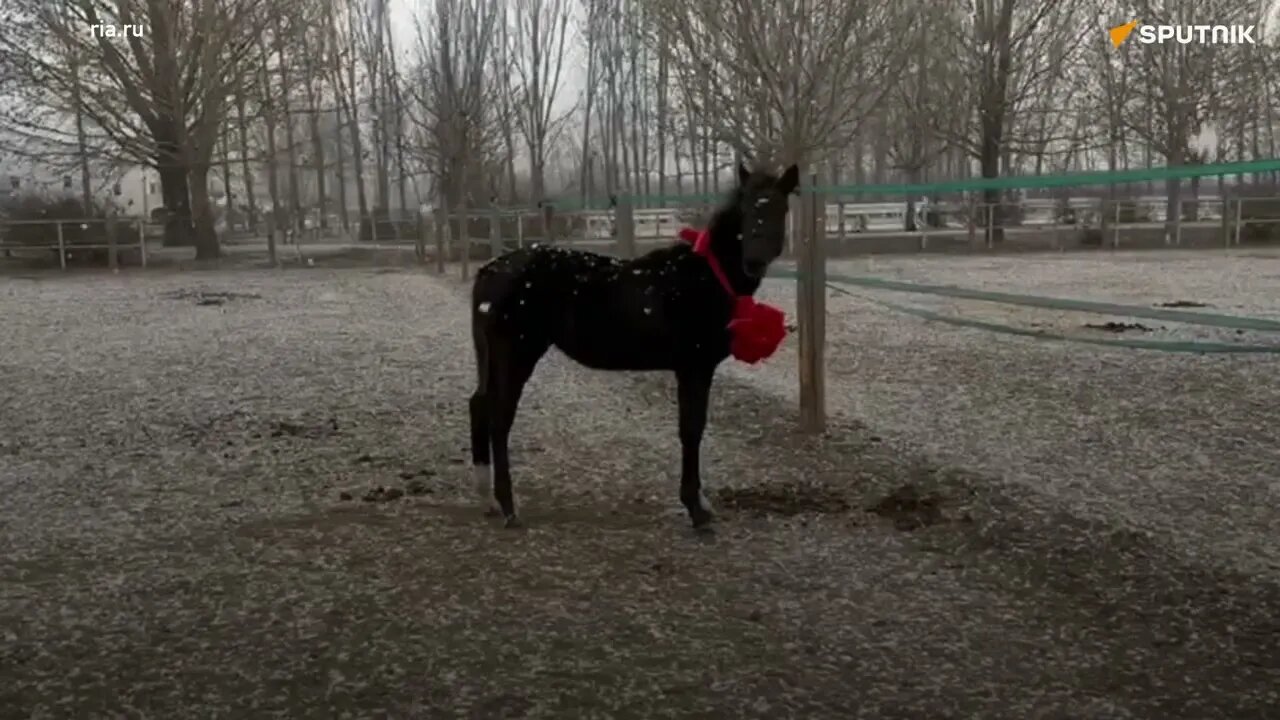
[678,227,787,364]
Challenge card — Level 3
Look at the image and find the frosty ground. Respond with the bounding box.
[1,248,1278,719]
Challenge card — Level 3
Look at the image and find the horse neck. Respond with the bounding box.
[705,208,762,297]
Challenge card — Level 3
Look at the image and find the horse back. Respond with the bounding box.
[472,244,732,371]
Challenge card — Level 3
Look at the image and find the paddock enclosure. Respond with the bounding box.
[2,242,1278,717]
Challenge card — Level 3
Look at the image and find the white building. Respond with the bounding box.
[0,115,160,216]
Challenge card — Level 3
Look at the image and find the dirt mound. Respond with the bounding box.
[866,484,949,531]
[714,482,852,517]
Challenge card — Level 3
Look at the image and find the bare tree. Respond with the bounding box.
[1119,0,1254,229]
[647,0,912,171]
[1,0,277,258]
[508,0,574,204]
[406,0,505,209]
[925,0,1087,240]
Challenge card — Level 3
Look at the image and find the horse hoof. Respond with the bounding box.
[484,506,502,518]
[504,515,523,529]
[690,509,715,530]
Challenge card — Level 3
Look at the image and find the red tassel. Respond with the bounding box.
[676,226,787,364]
[727,296,787,364]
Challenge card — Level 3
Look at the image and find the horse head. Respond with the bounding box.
[732,162,799,278]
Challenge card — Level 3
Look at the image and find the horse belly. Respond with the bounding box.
[551,314,675,371]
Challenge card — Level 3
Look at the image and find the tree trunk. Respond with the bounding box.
[189,165,220,260]
[579,1,597,205]
[235,91,258,233]
[1164,138,1183,237]
[156,135,194,247]
[345,57,370,238]
[259,41,281,264]
[333,103,350,232]
[70,55,93,216]
[655,38,668,201]
[300,27,328,230]
[220,130,233,228]
[980,116,1004,243]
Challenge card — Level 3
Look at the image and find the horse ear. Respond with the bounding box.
[737,162,751,186]
[778,164,800,195]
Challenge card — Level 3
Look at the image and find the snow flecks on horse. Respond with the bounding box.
[468,162,800,530]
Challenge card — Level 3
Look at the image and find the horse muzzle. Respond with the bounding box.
[742,259,768,277]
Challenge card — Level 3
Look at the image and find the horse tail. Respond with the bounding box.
[472,320,490,395]
[469,291,494,487]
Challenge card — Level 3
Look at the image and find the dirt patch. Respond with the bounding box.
[161,288,263,305]
[179,411,341,446]
[341,476,436,503]
[1084,321,1153,333]
[866,484,953,531]
[714,482,852,517]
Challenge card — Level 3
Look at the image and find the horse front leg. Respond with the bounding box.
[675,364,716,529]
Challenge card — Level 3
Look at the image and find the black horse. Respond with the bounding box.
[469,163,799,529]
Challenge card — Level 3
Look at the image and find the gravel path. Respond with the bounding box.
[1,260,1278,718]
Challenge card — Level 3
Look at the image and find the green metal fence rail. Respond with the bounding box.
[767,268,1280,333]
[618,158,1280,206]
[824,283,1280,355]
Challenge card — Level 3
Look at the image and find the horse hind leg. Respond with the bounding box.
[470,306,501,516]
[488,337,547,528]
[469,391,501,516]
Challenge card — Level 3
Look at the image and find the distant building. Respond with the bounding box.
[0,119,161,215]
[0,147,159,216]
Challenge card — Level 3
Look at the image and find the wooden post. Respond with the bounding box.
[796,174,826,433]
[415,208,427,263]
[1049,202,1060,251]
[1234,196,1244,246]
[137,218,148,267]
[433,208,446,274]
[106,214,119,271]
[1220,193,1231,247]
[967,194,976,247]
[1174,198,1183,246]
[516,212,524,247]
[542,203,555,243]
[489,209,502,258]
[984,203,994,249]
[459,208,470,280]
[1112,199,1121,248]
[917,202,927,251]
[56,221,67,270]
[616,195,636,258]
[1099,198,1109,248]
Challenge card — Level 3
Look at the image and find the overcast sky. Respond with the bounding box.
[392,0,587,118]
